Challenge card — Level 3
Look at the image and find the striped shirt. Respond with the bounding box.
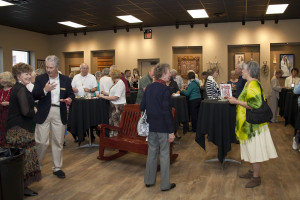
[206,76,221,99]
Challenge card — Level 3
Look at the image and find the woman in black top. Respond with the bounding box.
[6,63,41,196]
[166,76,180,95]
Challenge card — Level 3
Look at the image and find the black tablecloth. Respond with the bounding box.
[195,99,237,163]
[129,91,138,104]
[67,98,110,143]
[172,96,189,133]
[279,88,299,127]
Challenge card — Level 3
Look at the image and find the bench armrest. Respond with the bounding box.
[98,124,120,138]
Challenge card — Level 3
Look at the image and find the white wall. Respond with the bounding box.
[0,25,50,71]
[49,19,300,95]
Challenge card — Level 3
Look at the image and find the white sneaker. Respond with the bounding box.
[292,137,298,150]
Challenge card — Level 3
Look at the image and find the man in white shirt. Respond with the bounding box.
[99,68,113,94]
[285,68,300,88]
[72,63,97,97]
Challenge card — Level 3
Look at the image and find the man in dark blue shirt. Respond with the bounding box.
[235,64,247,98]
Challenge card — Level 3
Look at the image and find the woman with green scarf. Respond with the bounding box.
[228,61,277,188]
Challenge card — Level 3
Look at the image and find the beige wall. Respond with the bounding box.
[48,19,300,96]
[0,25,50,71]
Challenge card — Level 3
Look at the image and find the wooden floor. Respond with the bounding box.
[27,117,300,200]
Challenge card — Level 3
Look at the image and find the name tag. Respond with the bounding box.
[60,88,66,90]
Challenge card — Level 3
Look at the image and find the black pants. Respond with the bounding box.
[189,98,201,132]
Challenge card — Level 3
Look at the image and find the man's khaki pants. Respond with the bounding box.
[35,106,65,172]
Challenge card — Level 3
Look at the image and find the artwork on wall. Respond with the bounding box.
[36,59,45,70]
[177,56,199,78]
[280,54,294,77]
[234,53,244,67]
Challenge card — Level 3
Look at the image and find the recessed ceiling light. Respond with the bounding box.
[266,4,288,14]
[116,15,142,23]
[0,0,14,7]
[187,9,209,18]
[58,21,86,28]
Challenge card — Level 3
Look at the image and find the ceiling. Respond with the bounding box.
[0,0,299,35]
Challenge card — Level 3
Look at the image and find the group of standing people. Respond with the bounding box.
[0,55,74,196]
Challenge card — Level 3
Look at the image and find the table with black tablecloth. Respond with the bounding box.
[171,96,189,133]
[279,88,299,127]
[195,99,237,163]
[67,98,110,143]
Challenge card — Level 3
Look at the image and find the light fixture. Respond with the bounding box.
[63,32,67,37]
[114,28,117,33]
[74,32,77,36]
[176,23,179,29]
[83,31,87,35]
[0,0,13,6]
[242,20,245,26]
[190,23,194,28]
[204,23,208,27]
[266,4,288,14]
[187,9,209,18]
[58,21,86,28]
[139,26,143,31]
[126,26,129,32]
[116,15,142,23]
[275,19,279,24]
[261,19,264,24]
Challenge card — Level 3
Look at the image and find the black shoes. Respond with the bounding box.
[145,184,155,188]
[24,187,38,196]
[161,183,176,191]
[53,170,66,178]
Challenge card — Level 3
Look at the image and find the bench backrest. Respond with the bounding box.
[118,104,176,138]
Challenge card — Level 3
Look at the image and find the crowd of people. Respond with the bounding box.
[1,56,300,196]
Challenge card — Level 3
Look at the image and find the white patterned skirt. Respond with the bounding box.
[240,125,278,163]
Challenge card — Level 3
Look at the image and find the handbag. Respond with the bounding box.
[246,82,272,124]
[137,110,149,137]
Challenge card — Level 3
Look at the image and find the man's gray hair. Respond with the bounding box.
[243,61,260,79]
[170,69,177,74]
[102,68,110,75]
[45,55,59,67]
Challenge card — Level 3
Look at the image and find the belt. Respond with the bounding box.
[51,104,60,107]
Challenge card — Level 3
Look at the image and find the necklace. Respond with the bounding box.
[0,89,11,102]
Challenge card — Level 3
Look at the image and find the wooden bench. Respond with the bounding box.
[97,104,178,164]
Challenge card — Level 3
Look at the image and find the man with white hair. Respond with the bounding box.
[170,69,183,89]
[33,55,74,178]
[71,63,97,97]
[235,63,247,98]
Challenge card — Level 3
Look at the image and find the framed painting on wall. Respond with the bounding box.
[235,53,244,67]
[280,54,294,77]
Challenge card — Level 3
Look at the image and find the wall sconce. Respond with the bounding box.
[190,23,194,28]
[275,19,279,24]
[176,23,179,29]
[261,19,264,24]
[126,26,129,32]
[83,31,87,35]
[242,20,245,26]
[114,28,117,33]
[74,32,77,36]
[139,26,143,31]
[204,23,208,27]
[63,32,67,37]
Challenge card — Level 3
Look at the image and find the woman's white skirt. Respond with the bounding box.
[240,125,278,163]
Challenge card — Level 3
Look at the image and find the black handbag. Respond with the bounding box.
[246,82,272,124]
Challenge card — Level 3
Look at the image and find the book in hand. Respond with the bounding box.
[220,84,232,99]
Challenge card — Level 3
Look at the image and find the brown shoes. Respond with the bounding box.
[245,177,261,188]
[239,170,253,179]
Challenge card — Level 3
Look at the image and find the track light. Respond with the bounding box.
[74,32,77,36]
[114,28,117,33]
[204,23,208,27]
[275,19,279,24]
[63,32,67,37]
[261,19,264,24]
[190,23,194,28]
[176,23,179,29]
[126,26,129,32]
[139,26,143,31]
[242,20,245,26]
